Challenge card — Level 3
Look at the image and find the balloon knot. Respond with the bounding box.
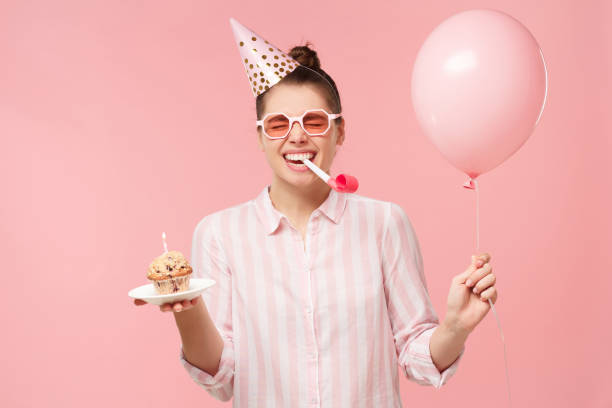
[463,178,476,190]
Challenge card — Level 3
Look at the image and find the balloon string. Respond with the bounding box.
[476,178,480,250]
[471,178,512,407]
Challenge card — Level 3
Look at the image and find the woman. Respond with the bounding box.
[134,37,498,408]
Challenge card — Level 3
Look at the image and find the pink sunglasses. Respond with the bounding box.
[256,108,342,140]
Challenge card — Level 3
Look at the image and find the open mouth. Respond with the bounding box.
[283,152,316,165]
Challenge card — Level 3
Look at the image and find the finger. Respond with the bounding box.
[479,286,497,302]
[134,299,147,306]
[454,263,476,285]
[471,255,484,268]
[456,254,491,285]
[173,302,183,312]
[477,252,491,263]
[160,303,173,312]
[465,262,492,287]
[471,273,496,295]
[190,297,199,305]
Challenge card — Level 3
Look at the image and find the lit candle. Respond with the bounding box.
[162,232,168,254]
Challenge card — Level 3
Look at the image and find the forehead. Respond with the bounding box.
[263,83,332,116]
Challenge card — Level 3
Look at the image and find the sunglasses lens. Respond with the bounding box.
[303,111,330,135]
[263,114,290,138]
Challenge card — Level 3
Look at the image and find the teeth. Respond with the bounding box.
[284,152,314,160]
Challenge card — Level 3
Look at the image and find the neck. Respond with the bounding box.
[268,175,331,226]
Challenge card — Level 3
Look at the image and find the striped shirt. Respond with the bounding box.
[179,184,465,407]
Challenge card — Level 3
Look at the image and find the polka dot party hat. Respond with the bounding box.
[229,17,301,97]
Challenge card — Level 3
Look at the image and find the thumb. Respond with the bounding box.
[454,257,477,284]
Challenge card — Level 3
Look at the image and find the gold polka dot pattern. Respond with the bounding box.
[229,17,301,97]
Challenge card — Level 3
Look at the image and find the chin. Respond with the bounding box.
[276,170,317,187]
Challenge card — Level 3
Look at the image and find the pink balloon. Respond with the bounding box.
[411,9,548,180]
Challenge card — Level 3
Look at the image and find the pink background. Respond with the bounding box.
[3,0,611,407]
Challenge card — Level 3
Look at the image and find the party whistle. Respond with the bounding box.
[301,158,359,193]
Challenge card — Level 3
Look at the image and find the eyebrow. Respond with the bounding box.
[267,114,288,121]
[266,108,325,117]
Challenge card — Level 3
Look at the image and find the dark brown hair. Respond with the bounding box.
[255,42,342,124]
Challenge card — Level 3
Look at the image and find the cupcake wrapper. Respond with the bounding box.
[152,274,191,295]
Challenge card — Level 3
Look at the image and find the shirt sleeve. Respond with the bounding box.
[179,214,235,401]
[381,202,465,389]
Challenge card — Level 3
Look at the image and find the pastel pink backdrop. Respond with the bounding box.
[2,1,611,407]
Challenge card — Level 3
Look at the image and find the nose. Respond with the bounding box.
[286,121,308,143]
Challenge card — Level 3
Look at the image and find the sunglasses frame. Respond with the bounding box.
[256,108,342,140]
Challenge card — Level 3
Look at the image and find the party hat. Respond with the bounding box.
[229,17,301,97]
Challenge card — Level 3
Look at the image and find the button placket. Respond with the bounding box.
[304,214,320,406]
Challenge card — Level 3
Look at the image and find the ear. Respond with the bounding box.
[336,117,345,146]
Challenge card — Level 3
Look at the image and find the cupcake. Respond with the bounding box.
[147,250,192,294]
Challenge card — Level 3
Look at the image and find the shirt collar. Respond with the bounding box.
[254,184,347,235]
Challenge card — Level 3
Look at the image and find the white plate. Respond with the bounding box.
[128,278,216,306]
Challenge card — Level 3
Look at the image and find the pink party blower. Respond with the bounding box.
[301,158,359,193]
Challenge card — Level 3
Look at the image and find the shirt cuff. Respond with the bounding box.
[179,338,235,390]
[402,326,466,389]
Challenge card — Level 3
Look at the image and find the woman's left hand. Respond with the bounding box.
[443,252,498,335]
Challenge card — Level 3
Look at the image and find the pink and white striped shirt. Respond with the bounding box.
[179,184,465,407]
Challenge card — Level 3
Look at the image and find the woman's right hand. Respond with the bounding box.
[133,296,200,312]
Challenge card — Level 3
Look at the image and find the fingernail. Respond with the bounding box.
[473,287,478,294]
[465,279,472,287]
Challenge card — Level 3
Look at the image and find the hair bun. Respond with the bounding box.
[288,42,321,70]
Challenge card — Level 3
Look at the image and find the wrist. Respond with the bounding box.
[441,315,471,340]
[173,298,204,321]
